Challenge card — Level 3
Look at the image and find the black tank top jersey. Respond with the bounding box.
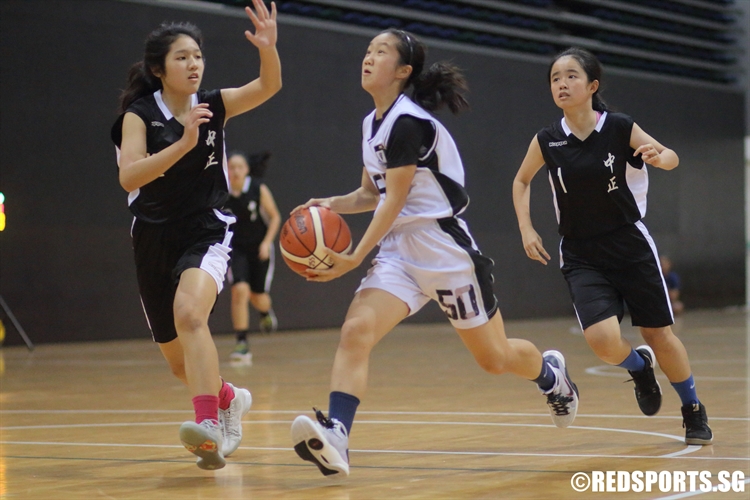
[224,176,268,251]
[537,112,647,239]
[111,89,228,224]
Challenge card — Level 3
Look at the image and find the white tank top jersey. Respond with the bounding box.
[361,94,469,228]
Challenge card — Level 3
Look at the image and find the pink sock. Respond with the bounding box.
[192,395,219,423]
[218,380,235,411]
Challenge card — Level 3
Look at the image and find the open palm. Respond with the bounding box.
[244,0,277,48]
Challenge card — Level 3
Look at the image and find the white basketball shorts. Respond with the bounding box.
[356,217,498,329]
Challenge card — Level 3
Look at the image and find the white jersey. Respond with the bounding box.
[362,94,469,228]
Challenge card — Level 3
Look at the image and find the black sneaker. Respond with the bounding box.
[626,345,662,416]
[682,403,713,445]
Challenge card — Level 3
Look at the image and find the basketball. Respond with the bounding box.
[279,206,352,276]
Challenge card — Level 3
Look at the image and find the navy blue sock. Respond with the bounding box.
[617,348,646,372]
[533,359,556,392]
[329,391,360,435]
[671,374,699,406]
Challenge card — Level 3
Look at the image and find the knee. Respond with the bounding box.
[640,327,670,344]
[173,304,206,334]
[232,284,250,303]
[339,317,375,353]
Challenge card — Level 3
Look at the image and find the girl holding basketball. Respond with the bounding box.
[111,0,281,470]
[512,47,711,445]
[290,29,579,477]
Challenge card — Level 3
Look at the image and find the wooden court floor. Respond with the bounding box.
[1,309,748,499]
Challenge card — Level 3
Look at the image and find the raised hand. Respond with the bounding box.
[244,0,277,49]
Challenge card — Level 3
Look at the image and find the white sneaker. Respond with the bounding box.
[541,350,579,428]
[179,419,226,470]
[229,340,252,365]
[219,383,253,457]
[291,409,349,477]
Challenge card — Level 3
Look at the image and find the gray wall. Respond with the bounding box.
[0,0,745,345]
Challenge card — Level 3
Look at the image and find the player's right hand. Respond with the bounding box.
[290,198,331,215]
[181,103,212,149]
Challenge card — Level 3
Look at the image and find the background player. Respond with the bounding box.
[660,255,684,315]
[226,150,281,365]
[289,28,579,478]
[111,0,281,469]
[512,47,711,445]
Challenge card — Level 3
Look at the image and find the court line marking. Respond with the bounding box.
[660,446,704,458]
[0,419,687,443]
[1,441,746,462]
[1,409,747,421]
[585,365,746,382]
[0,419,740,460]
[654,478,750,499]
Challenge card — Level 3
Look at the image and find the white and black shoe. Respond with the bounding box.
[541,350,579,428]
[291,408,349,477]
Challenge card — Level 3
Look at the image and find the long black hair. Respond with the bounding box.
[548,47,608,112]
[228,150,272,178]
[381,28,469,114]
[118,22,203,113]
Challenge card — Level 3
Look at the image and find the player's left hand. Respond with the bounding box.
[634,143,662,167]
[244,0,277,49]
[305,250,360,282]
[258,241,271,261]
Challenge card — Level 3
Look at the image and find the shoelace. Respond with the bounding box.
[683,409,707,430]
[625,369,659,394]
[313,407,335,429]
[546,394,573,415]
[222,406,240,438]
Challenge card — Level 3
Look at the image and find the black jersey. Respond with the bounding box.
[537,112,648,239]
[111,89,229,224]
[225,176,268,251]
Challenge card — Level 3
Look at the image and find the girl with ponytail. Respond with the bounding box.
[513,47,712,446]
[289,30,579,478]
[110,0,282,471]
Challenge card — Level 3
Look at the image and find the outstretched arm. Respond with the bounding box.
[293,168,380,215]
[222,0,282,121]
[512,135,550,265]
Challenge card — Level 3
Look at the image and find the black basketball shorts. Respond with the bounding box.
[228,244,275,294]
[131,209,235,343]
[560,221,673,330]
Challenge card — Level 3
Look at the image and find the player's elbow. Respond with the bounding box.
[265,77,282,97]
[119,171,139,193]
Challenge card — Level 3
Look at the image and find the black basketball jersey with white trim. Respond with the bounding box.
[537,112,648,239]
[111,89,229,224]
[225,176,268,251]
